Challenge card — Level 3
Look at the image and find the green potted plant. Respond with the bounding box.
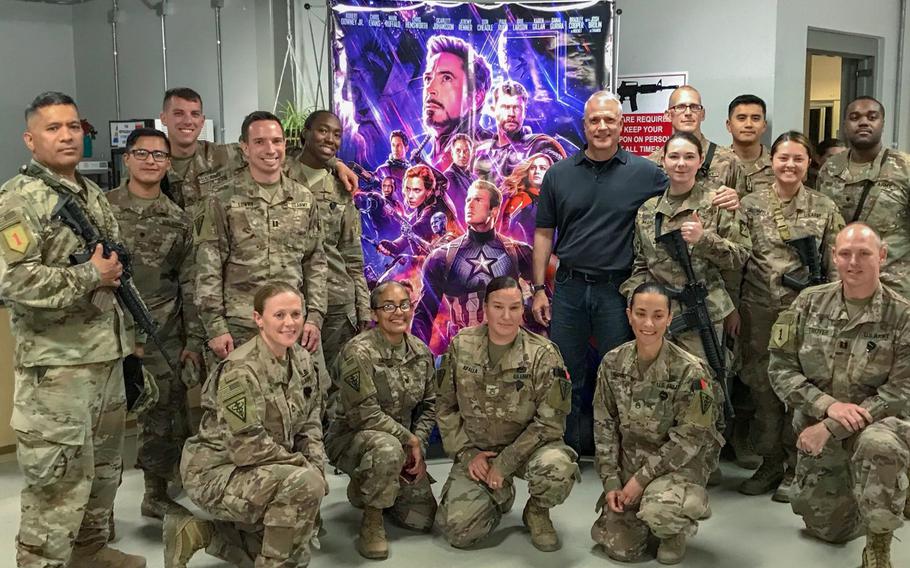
[278,100,315,150]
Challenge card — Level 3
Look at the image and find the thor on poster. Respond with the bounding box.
[332,0,613,354]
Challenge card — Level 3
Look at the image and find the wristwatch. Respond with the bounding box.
[531,284,547,294]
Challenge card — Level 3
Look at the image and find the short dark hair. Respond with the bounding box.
[370,280,410,309]
[426,35,492,106]
[817,138,846,155]
[389,129,409,147]
[303,110,340,130]
[771,130,815,163]
[727,94,767,118]
[253,282,301,314]
[163,87,203,110]
[846,96,885,118]
[629,282,671,310]
[484,276,521,301]
[25,91,78,122]
[240,111,283,142]
[448,133,474,153]
[662,131,704,158]
[125,128,170,153]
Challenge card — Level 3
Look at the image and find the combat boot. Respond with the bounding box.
[356,506,389,559]
[656,534,686,565]
[738,457,784,495]
[163,510,213,568]
[771,468,795,503]
[729,419,761,469]
[142,473,189,519]
[522,500,560,552]
[70,543,146,568]
[861,531,893,568]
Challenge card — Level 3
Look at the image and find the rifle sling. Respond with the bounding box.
[850,149,887,223]
[24,164,110,239]
[698,142,717,179]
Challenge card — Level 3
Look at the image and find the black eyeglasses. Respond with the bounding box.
[669,103,704,114]
[128,148,170,162]
[372,301,412,313]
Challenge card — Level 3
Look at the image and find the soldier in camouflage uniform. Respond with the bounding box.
[158,87,358,213]
[817,97,910,301]
[726,94,775,194]
[286,111,371,415]
[738,132,845,501]
[436,276,578,551]
[325,280,437,559]
[647,86,747,194]
[768,224,910,568]
[106,127,205,518]
[591,283,722,564]
[0,92,145,567]
[167,283,325,568]
[622,132,752,361]
[194,111,328,378]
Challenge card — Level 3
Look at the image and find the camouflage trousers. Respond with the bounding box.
[12,359,126,567]
[322,305,358,420]
[330,430,437,530]
[186,462,325,567]
[791,415,910,543]
[436,442,578,548]
[591,472,709,562]
[739,302,796,465]
[136,333,190,480]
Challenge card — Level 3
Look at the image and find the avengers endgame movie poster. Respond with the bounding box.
[332,0,613,354]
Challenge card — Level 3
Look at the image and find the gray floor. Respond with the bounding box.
[0,434,907,568]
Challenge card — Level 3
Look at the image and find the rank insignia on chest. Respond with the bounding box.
[486,384,499,397]
[226,396,247,422]
[330,202,337,210]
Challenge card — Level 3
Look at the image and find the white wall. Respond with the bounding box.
[0,1,76,179]
[774,0,910,148]
[615,0,779,144]
[71,0,261,159]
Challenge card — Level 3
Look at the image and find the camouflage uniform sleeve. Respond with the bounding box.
[726,159,749,195]
[410,350,438,451]
[436,341,475,461]
[301,195,327,329]
[824,316,910,440]
[619,217,648,300]
[293,351,327,472]
[634,362,718,487]
[193,197,231,339]
[823,208,846,282]
[178,221,204,352]
[336,342,414,445]
[0,192,100,308]
[339,192,372,323]
[767,294,838,419]
[593,357,623,494]
[216,365,305,467]
[692,206,751,272]
[492,344,570,478]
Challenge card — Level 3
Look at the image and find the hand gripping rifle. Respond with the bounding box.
[51,193,179,379]
[656,228,734,419]
[781,235,826,292]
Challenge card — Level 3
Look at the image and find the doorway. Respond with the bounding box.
[804,29,880,148]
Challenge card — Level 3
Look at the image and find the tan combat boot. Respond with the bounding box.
[862,531,893,568]
[142,473,189,519]
[772,468,795,503]
[522,500,560,552]
[163,511,213,568]
[657,534,687,565]
[357,506,389,559]
[70,543,146,568]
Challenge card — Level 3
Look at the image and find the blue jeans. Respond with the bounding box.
[550,270,632,455]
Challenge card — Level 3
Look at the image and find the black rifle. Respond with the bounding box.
[51,193,179,377]
[618,79,679,112]
[781,235,826,292]
[656,228,734,419]
[346,161,381,192]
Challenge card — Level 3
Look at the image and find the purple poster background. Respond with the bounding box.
[332,0,612,354]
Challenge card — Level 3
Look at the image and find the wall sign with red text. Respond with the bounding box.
[618,72,687,156]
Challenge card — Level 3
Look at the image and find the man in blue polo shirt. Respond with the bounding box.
[532,91,739,454]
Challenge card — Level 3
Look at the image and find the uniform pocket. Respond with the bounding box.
[15,429,80,487]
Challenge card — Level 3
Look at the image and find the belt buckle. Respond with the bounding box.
[582,272,597,283]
